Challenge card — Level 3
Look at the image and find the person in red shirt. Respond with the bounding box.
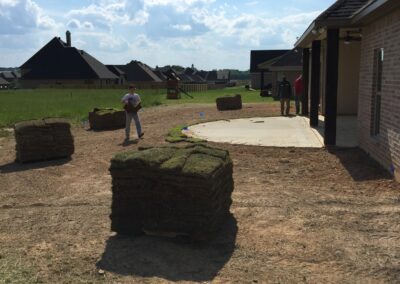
[294,74,303,115]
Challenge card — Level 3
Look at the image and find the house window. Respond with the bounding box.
[371,48,384,136]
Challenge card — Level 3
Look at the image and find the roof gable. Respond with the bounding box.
[117,61,162,82]
[0,71,16,79]
[20,37,117,80]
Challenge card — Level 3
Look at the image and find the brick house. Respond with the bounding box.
[20,31,118,88]
[295,0,400,178]
[116,60,162,84]
[250,50,289,90]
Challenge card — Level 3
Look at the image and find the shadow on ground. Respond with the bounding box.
[328,147,392,181]
[0,157,71,174]
[96,214,237,282]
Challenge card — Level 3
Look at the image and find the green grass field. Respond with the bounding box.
[0,86,273,127]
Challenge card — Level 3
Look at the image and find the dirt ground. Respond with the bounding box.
[1,103,400,283]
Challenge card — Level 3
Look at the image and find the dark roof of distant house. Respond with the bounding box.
[196,70,208,80]
[117,61,162,82]
[1,71,16,79]
[0,77,10,85]
[270,49,303,68]
[153,69,168,81]
[13,70,21,78]
[106,65,125,77]
[316,0,373,22]
[250,50,289,72]
[20,37,118,80]
[177,73,193,82]
[204,70,217,81]
[188,73,206,82]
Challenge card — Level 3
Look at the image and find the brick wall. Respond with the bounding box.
[358,8,400,173]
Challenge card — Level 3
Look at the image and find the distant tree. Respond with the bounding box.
[228,69,250,80]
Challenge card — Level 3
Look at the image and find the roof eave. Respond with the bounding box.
[295,18,361,48]
[269,66,303,72]
[294,21,316,48]
[352,0,400,24]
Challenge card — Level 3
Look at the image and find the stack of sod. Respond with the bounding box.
[109,144,234,241]
[14,118,74,163]
[88,108,125,130]
[216,94,242,111]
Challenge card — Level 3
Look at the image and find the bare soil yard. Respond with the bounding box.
[1,103,399,283]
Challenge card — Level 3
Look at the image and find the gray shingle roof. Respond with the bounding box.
[0,77,10,85]
[20,37,118,80]
[316,0,374,22]
[250,50,289,72]
[1,71,16,79]
[117,61,162,82]
[270,49,303,68]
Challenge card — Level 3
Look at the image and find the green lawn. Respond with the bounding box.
[0,86,272,127]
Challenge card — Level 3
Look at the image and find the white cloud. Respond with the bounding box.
[0,0,18,6]
[66,1,149,28]
[67,19,94,30]
[0,0,58,34]
[144,0,215,12]
[0,0,326,69]
[171,24,192,31]
[192,8,320,47]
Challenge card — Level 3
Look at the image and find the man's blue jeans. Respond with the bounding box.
[125,111,142,139]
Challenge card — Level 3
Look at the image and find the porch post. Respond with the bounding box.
[260,70,264,90]
[310,40,321,127]
[302,48,310,115]
[324,29,339,146]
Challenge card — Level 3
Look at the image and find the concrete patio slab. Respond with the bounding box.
[185,116,324,148]
[185,115,358,148]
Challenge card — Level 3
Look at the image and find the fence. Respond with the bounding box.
[180,83,208,92]
[34,81,241,92]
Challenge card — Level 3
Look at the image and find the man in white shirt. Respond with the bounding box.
[121,85,144,143]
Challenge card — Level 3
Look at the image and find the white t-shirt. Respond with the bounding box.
[121,93,141,107]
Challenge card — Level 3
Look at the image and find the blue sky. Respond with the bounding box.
[0,0,336,70]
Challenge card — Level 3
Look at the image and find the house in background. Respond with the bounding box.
[106,65,126,85]
[295,0,400,178]
[153,67,168,81]
[0,70,20,88]
[258,48,303,97]
[181,67,206,83]
[250,49,289,89]
[0,77,10,89]
[20,31,118,88]
[116,60,162,84]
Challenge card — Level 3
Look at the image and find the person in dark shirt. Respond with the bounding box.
[278,77,292,116]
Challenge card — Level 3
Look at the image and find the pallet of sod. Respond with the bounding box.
[14,118,74,163]
[109,144,234,241]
